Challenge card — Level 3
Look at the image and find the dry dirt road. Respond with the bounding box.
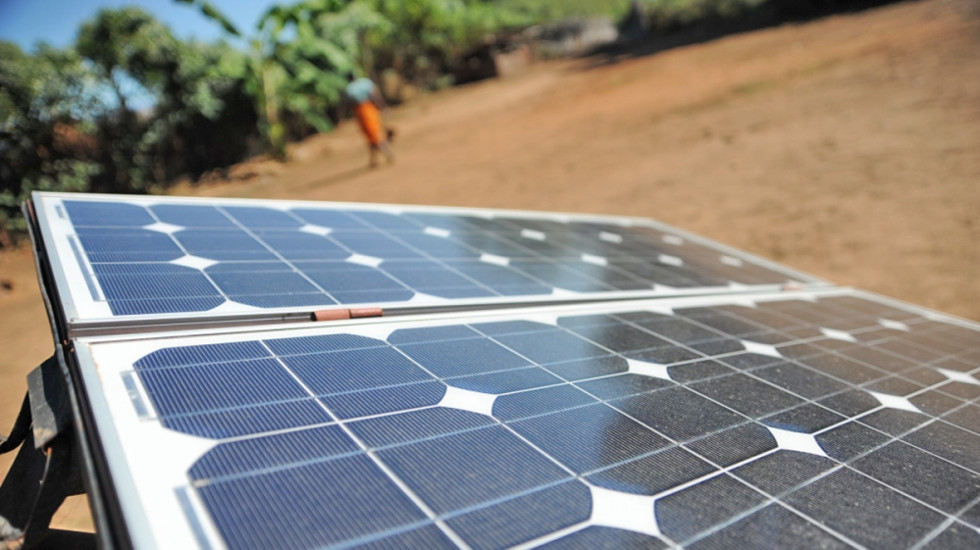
[1,0,977,533]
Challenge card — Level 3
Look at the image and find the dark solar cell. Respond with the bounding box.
[76,228,184,262]
[510,404,670,473]
[198,455,428,550]
[64,200,156,226]
[377,426,571,514]
[586,447,716,495]
[784,468,947,550]
[447,481,591,550]
[656,474,767,543]
[150,204,238,227]
[538,526,668,549]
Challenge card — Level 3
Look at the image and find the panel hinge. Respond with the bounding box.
[311,307,385,322]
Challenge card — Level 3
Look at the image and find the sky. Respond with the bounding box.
[0,0,279,51]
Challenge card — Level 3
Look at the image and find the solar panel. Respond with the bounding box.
[31,193,821,333]
[70,289,980,550]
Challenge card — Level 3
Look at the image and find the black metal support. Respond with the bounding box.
[0,357,94,550]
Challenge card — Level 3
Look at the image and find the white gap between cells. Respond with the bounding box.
[740,340,782,358]
[480,253,510,267]
[170,255,218,271]
[868,391,921,413]
[937,368,980,386]
[658,254,683,267]
[627,358,672,380]
[346,253,384,268]
[766,427,827,457]
[819,328,857,343]
[589,486,660,537]
[143,221,183,234]
[878,319,910,331]
[520,229,547,241]
[299,224,332,237]
[437,386,497,417]
[581,254,608,267]
[424,227,451,238]
[720,255,743,267]
[208,299,263,313]
[599,232,623,244]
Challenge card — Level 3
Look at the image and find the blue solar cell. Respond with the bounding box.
[586,447,717,496]
[447,481,592,549]
[494,330,611,364]
[624,345,702,365]
[575,373,675,400]
[135,341,270,370]
[227,293,335,308]
[105,296,227,316]
[351,526,456,550]
[291,209,369,229]
[161,399,334,439]
[198,455,428,550]
[387,325,481,345]
[376,425,571,514]
[441,260,551,293]
[390,233,481,259]
[329,288,419,304]
[348,210,423,230]
[298,262,413,300]
[510,404,670,473]
[222,206,303,228]
[330,231,422,259]
[542,355,629,380]
[470,320,553,336]
[398,337,531,378]
[320,381,447,419]
[510,260,614,293]
[284,347,435,395]
[380,261,487,292]
[265,333,387,356]
[189,425,356,481]
[537,526,667,549]
[150,204,238,228]
[564,322,672,353]
[448,367,563,394]
[253,231,350,260]
[76,229,184,262]
[612,387,746,442]
[175,229,278,261]
[138,358,310,416]
[64,200,156,227]
[94,264,220,301]
[207,270,323,296]
[492,385,598,421]
[349,408,494,449]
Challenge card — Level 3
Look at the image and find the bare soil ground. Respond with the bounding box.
[1,0,977,534]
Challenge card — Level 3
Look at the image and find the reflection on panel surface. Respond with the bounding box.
[87,292,980,549]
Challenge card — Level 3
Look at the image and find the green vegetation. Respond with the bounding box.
[0,0,879,243]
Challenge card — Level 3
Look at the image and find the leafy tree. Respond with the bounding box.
[0,42,102,243]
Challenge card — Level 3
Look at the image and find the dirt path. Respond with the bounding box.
[2,0,978,533]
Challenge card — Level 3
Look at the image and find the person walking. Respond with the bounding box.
[345,72,394,168]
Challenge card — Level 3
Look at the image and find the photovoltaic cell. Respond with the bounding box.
[34,193,821,324]
[76,289,980,549]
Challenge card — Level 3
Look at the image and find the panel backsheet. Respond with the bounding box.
[34,193,819,324]
[80,291,980,550]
